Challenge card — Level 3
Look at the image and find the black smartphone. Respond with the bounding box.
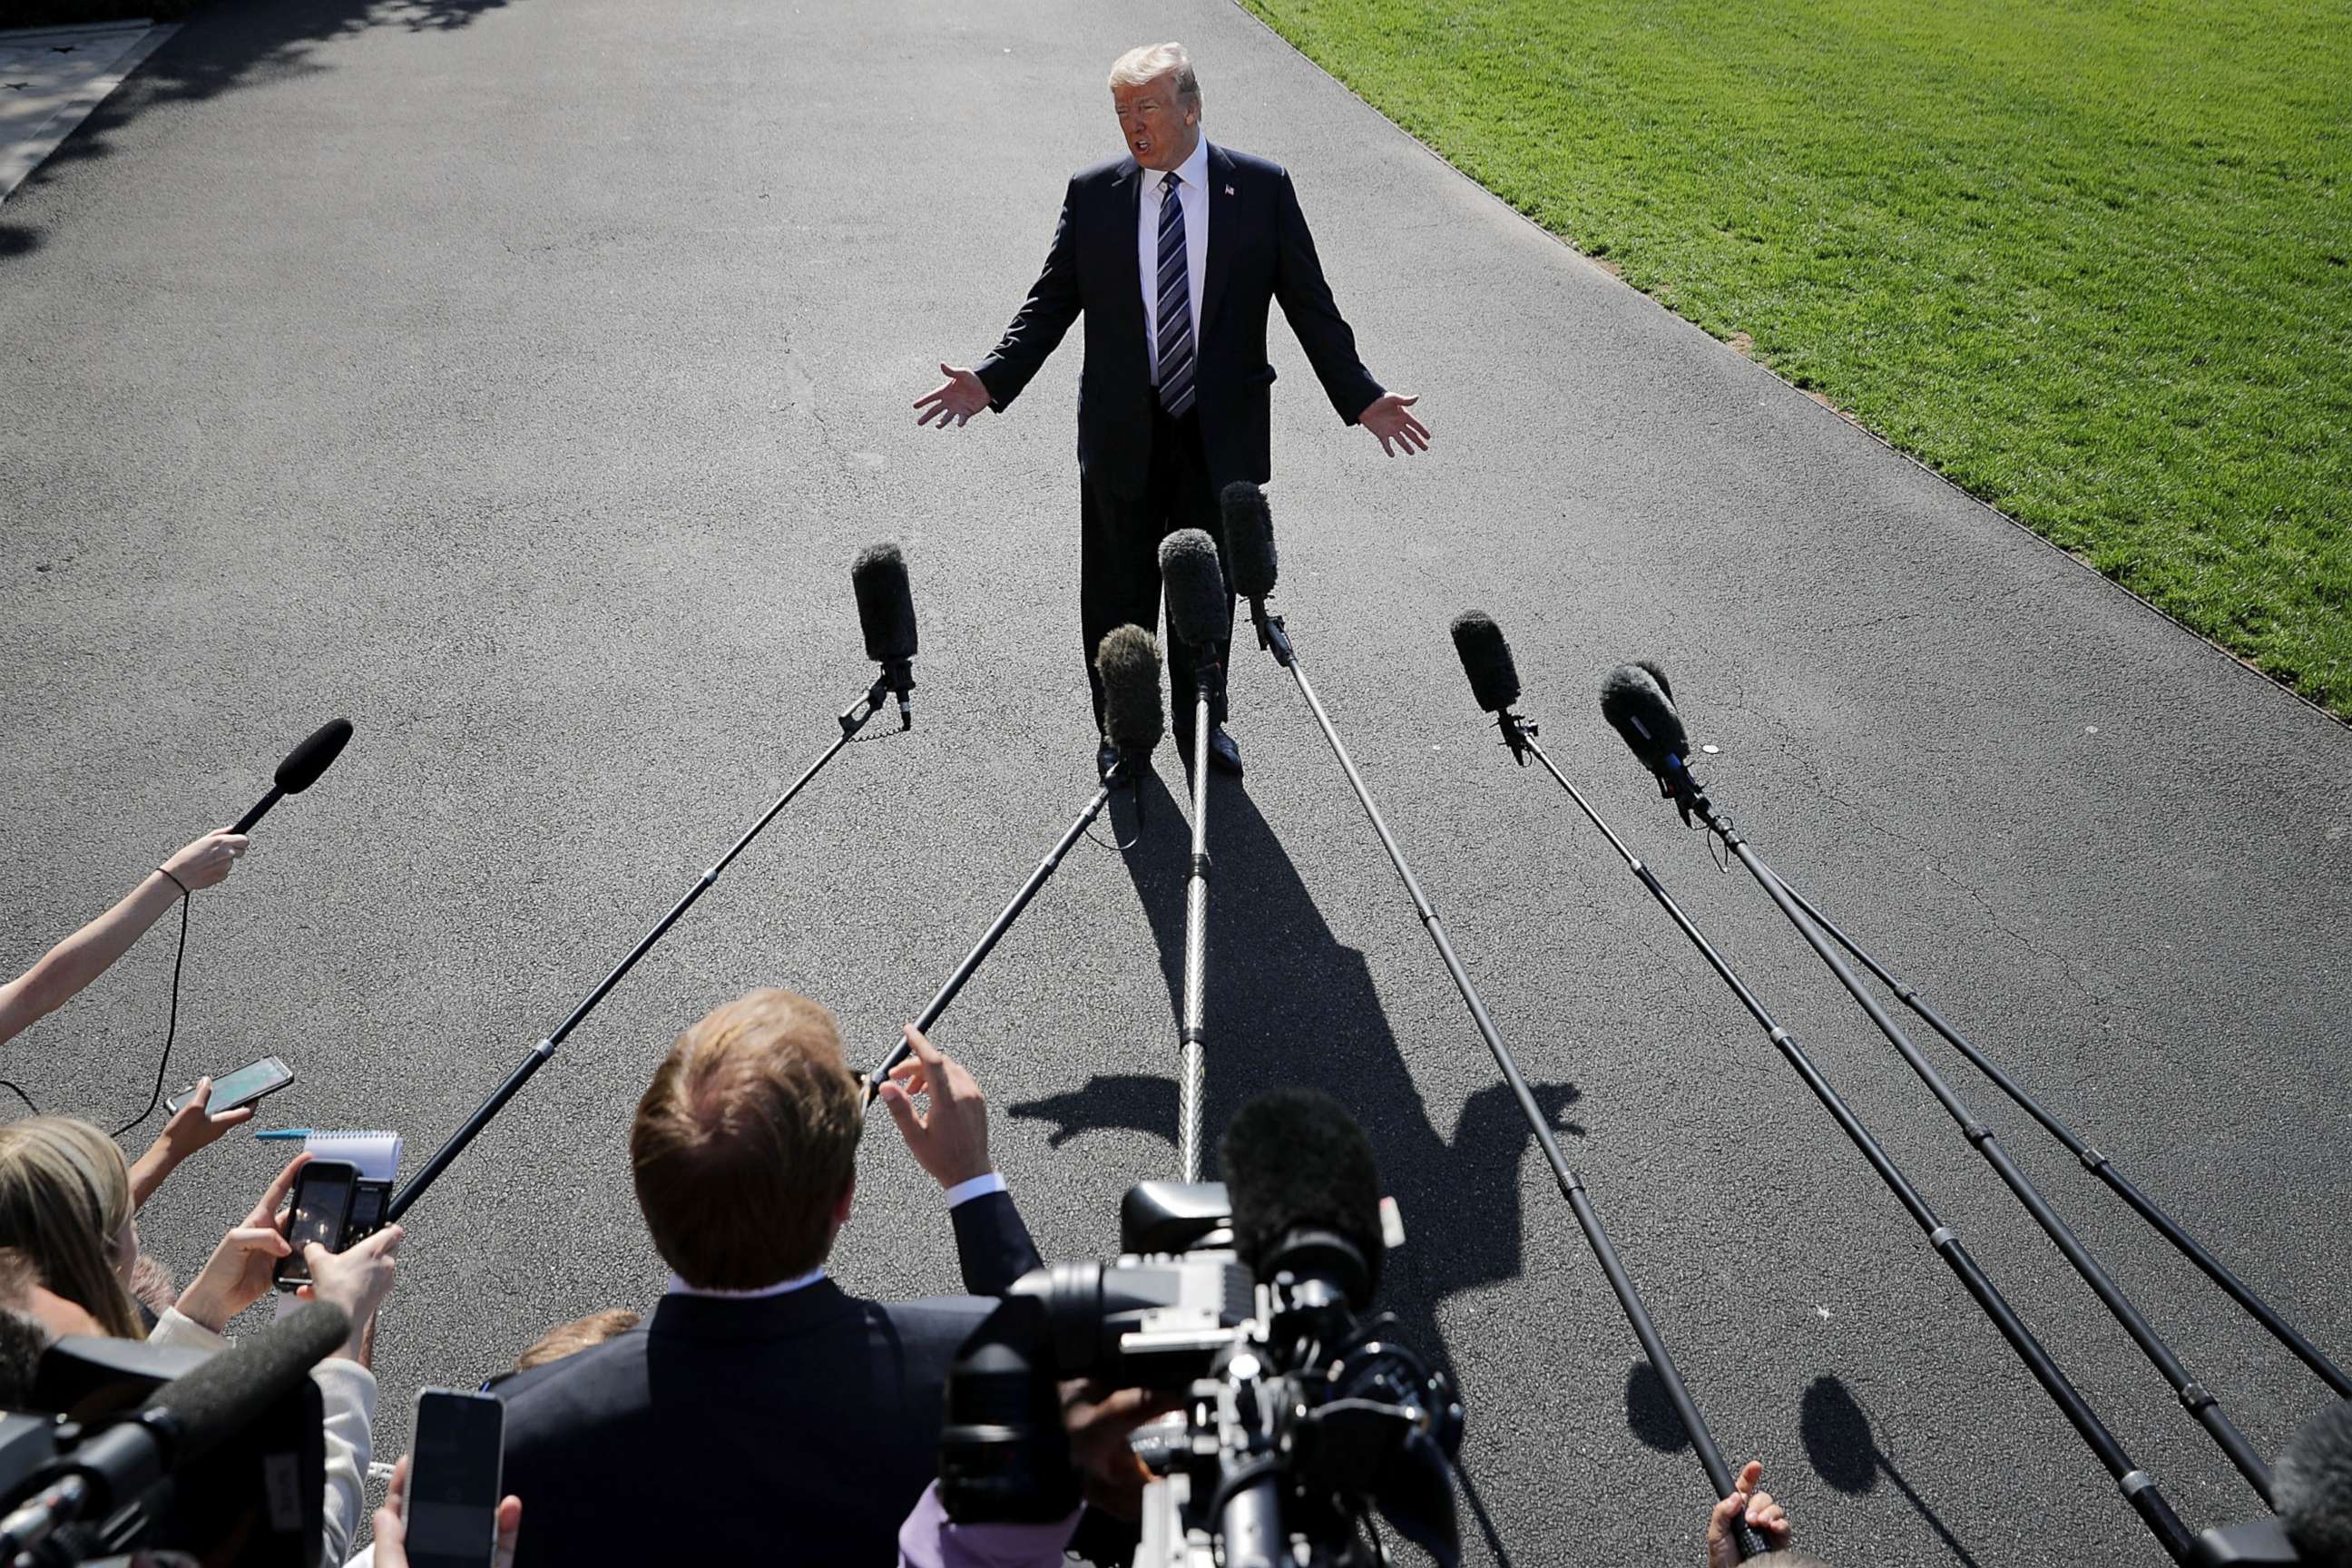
[407,1388,506,1568]
[273,1160,358,1291]
[165,1054,294,1116]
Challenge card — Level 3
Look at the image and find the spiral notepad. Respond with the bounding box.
[299,1129,402,1182]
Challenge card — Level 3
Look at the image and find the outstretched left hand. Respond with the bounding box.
[1358,391,1431,456]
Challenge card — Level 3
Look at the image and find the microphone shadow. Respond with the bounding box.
[1008,766,1582,1568]
[1799,1374,1985,1568]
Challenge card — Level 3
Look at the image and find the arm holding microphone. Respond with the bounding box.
[0,829,248,1052]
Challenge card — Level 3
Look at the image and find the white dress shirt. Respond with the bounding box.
[1138,137,1211,381]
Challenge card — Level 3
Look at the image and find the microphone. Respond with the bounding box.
[1601,662,1709,818]
[1450,611,1534,765]
[1095,625,1165,779]
[1220,480,1281,632]
[1159,529,1231,660]
[0,1301,349,1551]
[2278,1399,2352,1563]
[852,542,919,729]
[229,718,353,835]
[1219,1087,1384,1308]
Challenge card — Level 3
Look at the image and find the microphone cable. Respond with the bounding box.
[110,884,192,1137]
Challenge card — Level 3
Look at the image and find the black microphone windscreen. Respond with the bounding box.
[1158,529,1231,650]
[1601,662,1691,777]
[851,543,919,663]
[274,719,353,795]
[1449,612,1520,713]
[1095,625,1165,760]
[140,1299,348,1465]
[2278,1399,2352,1564]
[1220,483,1278,602]
[1219,1088,1384,1305]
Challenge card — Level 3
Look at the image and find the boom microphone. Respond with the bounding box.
[1450,612,1520,714]
[1096,625,1165,769]
[1222,483,1278,603]
[1220,1088,1383,1308]
[852,542,919,729]
[229,718,353,835]
[2278,1400,2352,1563]
[1159,529,1231,653]
[1601,662,1695,785]
[0,1301,349,1551]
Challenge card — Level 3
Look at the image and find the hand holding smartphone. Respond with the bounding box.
[403,1390,509,1568]
[166,1054,294,1116]
[273,1159,358,1291]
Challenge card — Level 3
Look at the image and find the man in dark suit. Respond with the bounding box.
[917,41,1429,779]
[495,996,1040,1566]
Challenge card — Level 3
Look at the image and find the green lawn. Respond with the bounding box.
[1244,0,2352,715]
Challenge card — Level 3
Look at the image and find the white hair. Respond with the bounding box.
[1108,42,1201,110]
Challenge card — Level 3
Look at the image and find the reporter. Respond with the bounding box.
[0,829,249,1051]
[0,1117,397,1565]
[495,995,1041,1566]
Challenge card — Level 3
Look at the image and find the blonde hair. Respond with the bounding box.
[1109,43,1201,112]
[631,990,863,1290]
[512,1308,642,1373]
[0,1117,144,1338]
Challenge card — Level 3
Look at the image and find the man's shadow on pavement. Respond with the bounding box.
[1011,767,1580,1565]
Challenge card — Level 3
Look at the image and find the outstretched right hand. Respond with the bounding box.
[914,363,992,428]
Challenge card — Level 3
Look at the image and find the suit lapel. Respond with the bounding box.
[1199,142,1238,340]
[1112,160,1144,337]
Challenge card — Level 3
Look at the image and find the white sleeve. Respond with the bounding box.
[312,1357,377,1568]
[146,1310,374,1568]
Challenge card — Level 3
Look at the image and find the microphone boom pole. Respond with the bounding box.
[863,624,1168,1099]
[1161,532,1230,1184]
[1601,664,2276,1503]
[1764,871,2352,1401]
[390,544,918,1224]
[859,764,1132,1100]
[1218,493,1767,1557]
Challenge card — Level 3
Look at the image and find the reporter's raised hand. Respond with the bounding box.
[877,1024,993,1189]
[376,1454,523,1568]
[1707,1459,1791,1568]
[173,1153,308,1332]
[299,1222,404,1364]
[914,363,992,428]
[161,830,249,893]
[129,1076,258,1207]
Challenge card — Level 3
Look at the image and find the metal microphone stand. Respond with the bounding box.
[1244,606,1769,1561]
[1522,727,2196,1561]
[1176,659,1217,1183]
[1764,871,2351,1401]
[862,755,1140,1098]
[1646,751,2276,1502]
[388,674,899,1222]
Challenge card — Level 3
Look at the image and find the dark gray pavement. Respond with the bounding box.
[4,1,2347,1563]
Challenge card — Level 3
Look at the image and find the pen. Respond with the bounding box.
[255,1129,312,1142]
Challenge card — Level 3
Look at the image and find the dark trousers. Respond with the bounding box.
[1081,406,1233,739]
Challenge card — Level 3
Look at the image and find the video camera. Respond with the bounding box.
[940,1177,1464,1568]
[0,1300,348,1565]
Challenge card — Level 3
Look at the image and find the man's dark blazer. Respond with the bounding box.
[976,142,1383,498]
[495,1191,1040,1566]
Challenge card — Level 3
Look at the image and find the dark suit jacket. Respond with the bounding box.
[975,142,1383,497]
[495,1191,1040,1567]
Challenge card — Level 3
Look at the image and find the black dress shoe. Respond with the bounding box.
[1096,740,1121,782]
[1179,726,1243,777]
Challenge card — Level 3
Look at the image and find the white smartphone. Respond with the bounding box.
[165,1054,294,1115]
[408,1388,507,1568]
